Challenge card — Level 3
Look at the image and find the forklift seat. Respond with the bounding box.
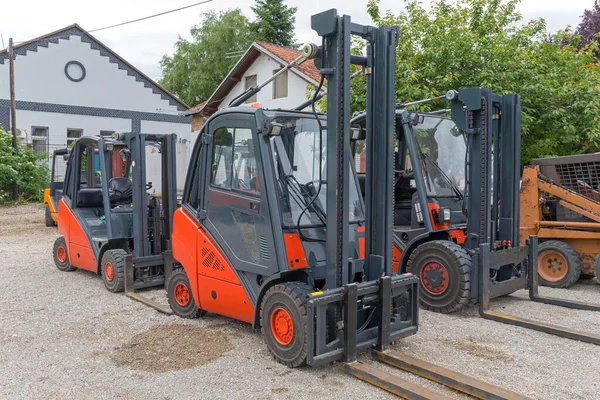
[108,177,133,205]
[76,188,104,208]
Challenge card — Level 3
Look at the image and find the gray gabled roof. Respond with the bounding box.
[0,24,189,111]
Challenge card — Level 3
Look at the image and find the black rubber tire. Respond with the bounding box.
[260,282,311,368]
[53,236,76,272]
[537,241,581,288]
[101,249,126,293]
[407,240,471,313]
[595,253,600,284]
[45,205,55,227]
[167,269,206,318]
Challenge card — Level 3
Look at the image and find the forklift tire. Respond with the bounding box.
[167,270,206,318]
[407,240,471,314]
[53,236,76,272]
[260,282,311,368]
[537,241,581,288]
[101,249,126,293]
[45,206,55,227]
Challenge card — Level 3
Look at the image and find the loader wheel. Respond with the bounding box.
[167,270,206,318]
[53,236,76,272]
[594,254,600,284]
[101,249,126,293]
[407,240,471,313]
[260,282,311,368]
[45,206,55,227]
[537,241,581,288]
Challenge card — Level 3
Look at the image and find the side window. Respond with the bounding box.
[187,152,201,209]
[79,145,102,189]
[212,128,234,189]
[211,127,260,195]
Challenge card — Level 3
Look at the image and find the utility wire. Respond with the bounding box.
[5,0,214,48]
[88,0,214,33]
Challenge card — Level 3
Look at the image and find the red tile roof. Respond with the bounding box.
[185,101,206,114]
[256,41,321,82]
[187,41,324,116]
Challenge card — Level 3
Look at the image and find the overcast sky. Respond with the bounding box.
[2,0,592,82]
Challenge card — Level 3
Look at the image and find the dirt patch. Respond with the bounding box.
[442,338,514,363]
[111,324,234,373]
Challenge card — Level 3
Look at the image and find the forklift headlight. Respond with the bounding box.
[442,207,451,222]
[350,127,364,140]
[266,122,283,137]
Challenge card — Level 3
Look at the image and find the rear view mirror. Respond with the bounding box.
[63,154,69,161]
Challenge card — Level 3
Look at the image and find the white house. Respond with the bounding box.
[184,41,323,131]
[0,24,192,189]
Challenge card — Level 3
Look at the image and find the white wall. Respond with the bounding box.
[16,109,131,144]
[220,53,315,111]
[0,35,180,114]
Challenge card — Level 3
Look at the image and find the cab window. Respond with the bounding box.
[211,127,260,195]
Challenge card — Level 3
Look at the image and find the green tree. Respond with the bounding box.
[160,9,253,106]
[363,0,600,165]
[0,126,48,202]
[250,0,297,47]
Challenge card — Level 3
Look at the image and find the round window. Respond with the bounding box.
[64,61,86,82]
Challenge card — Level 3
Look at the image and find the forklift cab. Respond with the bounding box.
[43,148,70,226]
[352,111,468,240]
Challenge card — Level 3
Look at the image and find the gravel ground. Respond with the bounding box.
[1,203,599,400]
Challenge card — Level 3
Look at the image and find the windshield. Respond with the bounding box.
[412,116,466,197]
[269,116,365,228]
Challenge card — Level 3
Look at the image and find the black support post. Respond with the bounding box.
[312,11,351,289]
[364,26,397,279]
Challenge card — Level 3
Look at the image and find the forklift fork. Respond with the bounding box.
[479,236,600,345]
[124,252,173,315]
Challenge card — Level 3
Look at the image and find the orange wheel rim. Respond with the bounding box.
[57,246,67,263]
[270,307,294,346]
[105,262,114,281]
[174,283,190,307]
[538,251,569,282]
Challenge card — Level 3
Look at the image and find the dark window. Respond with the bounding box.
[187,151,202,209]
[31,126,49,155]
[273,69,288,99]
[67,128,83,147]
[211,127,260,195]
[79,145,102,189]
[244,75,257,103]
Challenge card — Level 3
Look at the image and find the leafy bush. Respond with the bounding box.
[0,125,49,203]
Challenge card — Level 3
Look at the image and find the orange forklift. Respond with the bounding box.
[161,10,421,367]
[52,132,176,304]
[43,148,69,226]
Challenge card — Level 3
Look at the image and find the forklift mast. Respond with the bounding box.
[451,89,521,253]
[312,10,398,288]
[121,133,178,258]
